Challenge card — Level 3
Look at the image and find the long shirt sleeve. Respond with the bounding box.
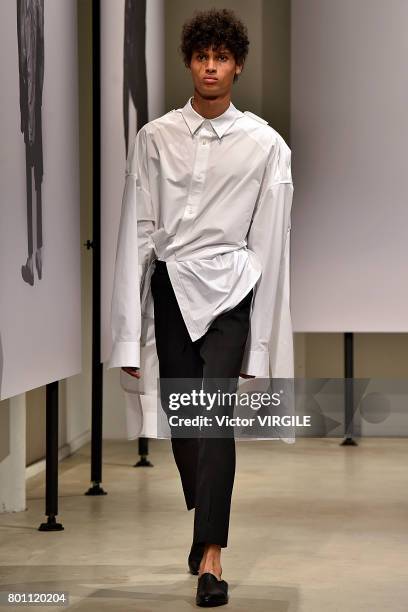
[107,127,155,370]
[240,136,294,378]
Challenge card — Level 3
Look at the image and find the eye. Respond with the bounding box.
[219,55,228,61]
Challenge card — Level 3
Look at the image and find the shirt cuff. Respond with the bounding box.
[240,349,270,378]
[107,341,141,370]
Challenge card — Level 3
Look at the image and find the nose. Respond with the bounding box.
[206,58,216,72]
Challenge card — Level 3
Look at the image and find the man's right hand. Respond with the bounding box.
[121,367,141,379]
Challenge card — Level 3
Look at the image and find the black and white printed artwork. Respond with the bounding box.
[0,0,82,399]
[17,0,45,286]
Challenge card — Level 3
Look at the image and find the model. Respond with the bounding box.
[108,8,294,608]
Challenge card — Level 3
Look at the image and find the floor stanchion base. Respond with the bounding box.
[38,515,64,531]
[340,437,358,446]
[85,482,108,495]
[134,455,154,467]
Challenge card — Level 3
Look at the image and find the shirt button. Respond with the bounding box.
[202,139,207,145]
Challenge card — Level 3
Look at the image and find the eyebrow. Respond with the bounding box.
[195,48,231,55]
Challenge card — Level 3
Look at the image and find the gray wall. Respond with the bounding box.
[262,0,290,140]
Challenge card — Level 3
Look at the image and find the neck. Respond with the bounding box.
[191,91,231,119]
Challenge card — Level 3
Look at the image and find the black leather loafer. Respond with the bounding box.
[188,542,206,575]
[196,572,228,607]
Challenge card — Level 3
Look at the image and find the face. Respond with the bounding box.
[189,46,243,98]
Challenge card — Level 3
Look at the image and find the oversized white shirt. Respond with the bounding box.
[107,96,294,384]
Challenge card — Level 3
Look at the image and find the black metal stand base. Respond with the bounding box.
[85,482,108,495]
[134,455,154,467]
[341,436,358,446]
[38,514,64,531]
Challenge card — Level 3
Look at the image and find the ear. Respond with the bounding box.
[235,62,243,76]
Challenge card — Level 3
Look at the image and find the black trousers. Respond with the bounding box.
[151,259,253,548]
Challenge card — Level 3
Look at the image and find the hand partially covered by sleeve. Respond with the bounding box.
[107,127,156,371]
[240,134,294,379]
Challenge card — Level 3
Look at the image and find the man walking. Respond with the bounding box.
[108,8,294,607]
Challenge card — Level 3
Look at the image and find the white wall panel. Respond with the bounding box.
[0,0,81,400]
[291,0,408,332]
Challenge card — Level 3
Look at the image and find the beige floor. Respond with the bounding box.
[0,437,407,611]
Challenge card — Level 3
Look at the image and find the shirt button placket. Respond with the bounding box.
[184,127,211,219]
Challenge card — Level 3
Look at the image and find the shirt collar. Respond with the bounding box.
[177,96,244,139]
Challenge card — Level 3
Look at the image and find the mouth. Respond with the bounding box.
[203,77,218,84]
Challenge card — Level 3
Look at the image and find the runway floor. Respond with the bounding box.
[0,437,407,611]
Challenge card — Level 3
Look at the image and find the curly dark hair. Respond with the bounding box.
[179,8,249,83]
